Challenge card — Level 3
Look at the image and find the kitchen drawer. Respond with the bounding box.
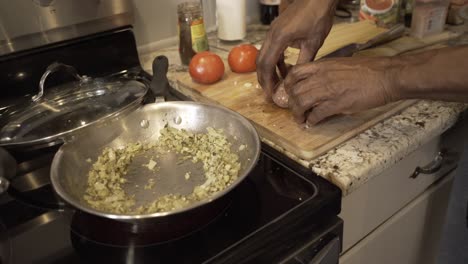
[340,170,454,264]
[339,118,465,252]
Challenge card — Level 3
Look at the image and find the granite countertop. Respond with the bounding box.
[139,23,468,196]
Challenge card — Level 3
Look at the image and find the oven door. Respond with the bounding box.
[280,216,343,264]
[205,216,343,264]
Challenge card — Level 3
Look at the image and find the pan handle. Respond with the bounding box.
[150,55,170,103]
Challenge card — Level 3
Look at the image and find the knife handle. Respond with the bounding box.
[315,24,406,61]
[362,24,406,49]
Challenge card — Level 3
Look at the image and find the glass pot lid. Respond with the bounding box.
[0,62,148,148]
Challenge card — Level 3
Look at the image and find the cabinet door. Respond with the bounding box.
[340,128,462,252]
[340,171,454,264]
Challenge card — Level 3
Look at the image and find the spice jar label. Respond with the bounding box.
[360,0,401,26]
[191,18,209,53]
[177,2,210,65]
[410,0,450,38]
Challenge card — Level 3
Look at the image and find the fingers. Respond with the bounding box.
[277,53,289,79]
[283,62,339,125]
[257,29,289,101]
[282,63,325,122]
[296,40,321,65]
[288,93,315,123]
[306,101,339,126]
[288,81,329,122]
[283,63,321,94]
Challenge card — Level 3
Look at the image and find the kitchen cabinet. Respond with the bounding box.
[338,116,466,263]
[340,170,454,264]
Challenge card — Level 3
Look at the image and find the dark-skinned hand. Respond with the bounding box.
[284,56,398,125]
[256,0,339,102]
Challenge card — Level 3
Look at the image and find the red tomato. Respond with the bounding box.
[228,44,259,73]
[189,51,225,84]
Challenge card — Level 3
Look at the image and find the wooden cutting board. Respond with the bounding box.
[172,21,457,161]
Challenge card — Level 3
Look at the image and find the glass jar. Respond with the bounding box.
[177,2,209,65]
[360,0,402,27]
[259,0,280,25]
[410,0,450,38]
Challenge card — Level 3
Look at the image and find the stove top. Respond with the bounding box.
[1,150,341,264]
[0,26,342,264]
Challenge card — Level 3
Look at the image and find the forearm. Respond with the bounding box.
[388,45,468,102]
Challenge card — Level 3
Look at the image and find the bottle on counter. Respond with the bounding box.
[216,0,247,41]
[259,0,281,25]
[177,1,209,65]
[410,0,450,38]
[401,0,415,27]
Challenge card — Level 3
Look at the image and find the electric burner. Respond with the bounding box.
[69,198,232,247]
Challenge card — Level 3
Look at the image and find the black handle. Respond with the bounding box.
[362,24,406,49]
[0,147,72,211]
[292,236,341,264]
[410,151,445,179]
[150,55,169,102]
[0,147,16,195]
[320,24,405,60]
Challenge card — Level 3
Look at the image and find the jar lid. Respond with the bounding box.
[0,62,148,148]
[177,1,202,15]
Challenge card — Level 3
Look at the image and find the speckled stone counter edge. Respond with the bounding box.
[311,101,466,195]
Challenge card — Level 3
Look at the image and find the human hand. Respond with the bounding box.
[450,0,468,5]
[256,0,339,103]
[284,56,399,125]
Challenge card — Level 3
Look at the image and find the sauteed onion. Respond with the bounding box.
[84,127,242,214]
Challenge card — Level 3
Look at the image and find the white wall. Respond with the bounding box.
[131,0,260,52]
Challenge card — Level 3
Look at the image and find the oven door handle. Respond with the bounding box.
[289,236,341,264]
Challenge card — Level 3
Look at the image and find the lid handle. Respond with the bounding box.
[32,62,88,102]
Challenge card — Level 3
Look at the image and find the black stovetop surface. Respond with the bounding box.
[0,26,342,264]
[1,150,341,264]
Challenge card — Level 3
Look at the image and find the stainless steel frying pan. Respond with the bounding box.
[50,100,260,222]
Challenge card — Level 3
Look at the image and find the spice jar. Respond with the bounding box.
[177,2,209,65]
[410,0,450,38]
[360,0,402,27]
